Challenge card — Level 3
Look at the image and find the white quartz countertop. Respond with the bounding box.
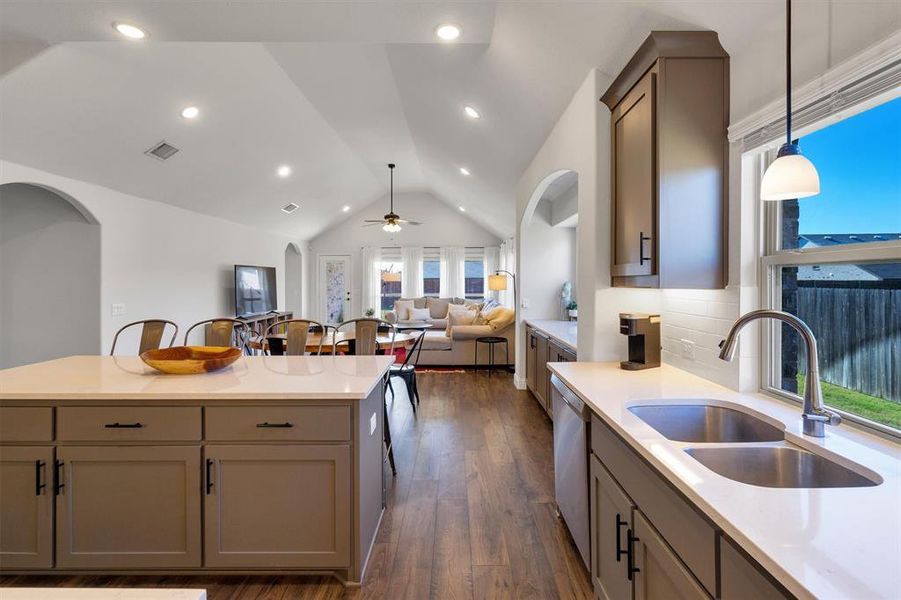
[0,355,394,401]
[525,319,577,352]
[547,361,901,600]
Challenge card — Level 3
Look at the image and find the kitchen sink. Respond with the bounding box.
[628,403,784,443]
[684,445,881,488]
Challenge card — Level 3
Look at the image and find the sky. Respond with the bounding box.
[796,96,901,234]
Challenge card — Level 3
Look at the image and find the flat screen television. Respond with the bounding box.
[234,265,277,317]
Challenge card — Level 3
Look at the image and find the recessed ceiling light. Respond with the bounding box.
[459,206,466,212]
[113,22,146,40]
[180,106,199,119]
[459,167,471,176]
[342,205,351,212]
[464,105,481,119]
[435,24,461,42]
[281,202,299,214]
[277,165,292,178]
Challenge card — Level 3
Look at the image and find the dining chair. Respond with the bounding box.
[387,329,426,414]
[334,318,398,476]
[263,319,329,356]
[183,318,250,352]
[109,319,179,355]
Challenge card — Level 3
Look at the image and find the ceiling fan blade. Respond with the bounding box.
[405,221,423,226]
[362,223,384,227]
[363,219,386,223]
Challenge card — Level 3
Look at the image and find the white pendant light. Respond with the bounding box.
[760,0,820,201]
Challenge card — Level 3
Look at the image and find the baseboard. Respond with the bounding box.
[513,372,527,390]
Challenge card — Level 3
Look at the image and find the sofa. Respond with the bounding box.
[385,296,516,367]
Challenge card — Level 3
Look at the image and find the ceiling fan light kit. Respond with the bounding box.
[760,0,820,201]
[363,163,423,233]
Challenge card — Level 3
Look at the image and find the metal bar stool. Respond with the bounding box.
[183,318,250,352]
[263,319,330,356]
[109,319,179,355]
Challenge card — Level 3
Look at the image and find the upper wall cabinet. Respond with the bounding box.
[602,31,729,289]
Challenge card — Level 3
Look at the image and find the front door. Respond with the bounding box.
[319,255,352,325]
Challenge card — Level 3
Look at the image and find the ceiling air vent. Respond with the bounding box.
[144,140,179,161]
[281,202,299,214]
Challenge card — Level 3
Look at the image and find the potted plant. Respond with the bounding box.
[364,308,375,318]
[567,301,578,320]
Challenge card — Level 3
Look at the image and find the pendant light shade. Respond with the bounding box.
[761,143,820,200]
[760,0,820,201]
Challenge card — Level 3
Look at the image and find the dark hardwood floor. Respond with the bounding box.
[1,370,592,599]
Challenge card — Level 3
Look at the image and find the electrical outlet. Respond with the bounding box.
[111,303,126,317]
[680,339,695,360]
[520,298,530,309]
[370,412,377,436]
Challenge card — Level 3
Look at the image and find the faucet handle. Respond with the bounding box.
[805,407,842,426]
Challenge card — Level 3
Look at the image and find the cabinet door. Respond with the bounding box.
[204,444,351,568]
[612,67,656,278]
[720,536,791,600]
[633,510,709,600]
[526,328,538,393]
[589,454,634,600]
[535,333,549,409]
[56,445,201,568]
[0,446,53,568]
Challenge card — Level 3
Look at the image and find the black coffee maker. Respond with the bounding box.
[619,313,661,370]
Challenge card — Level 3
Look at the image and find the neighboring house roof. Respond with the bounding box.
[795,234,901,282]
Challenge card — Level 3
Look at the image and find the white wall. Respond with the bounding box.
[0,160,308,357]
[520,197,577,321]
[309,191,501,320]
[0,183,101,368]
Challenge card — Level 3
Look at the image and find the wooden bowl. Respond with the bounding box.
[140,346,242,374]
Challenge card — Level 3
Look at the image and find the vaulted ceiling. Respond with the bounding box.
[1,1,898,240]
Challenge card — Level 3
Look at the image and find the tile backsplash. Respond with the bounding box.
[660,288,742,388]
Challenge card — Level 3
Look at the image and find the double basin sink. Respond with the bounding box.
[628,403,880,488]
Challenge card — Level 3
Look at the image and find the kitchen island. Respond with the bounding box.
[0,355,394,585]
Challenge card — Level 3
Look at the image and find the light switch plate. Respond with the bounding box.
[370,412,377,436]
[680,339,695,360]
[111,303,126,316]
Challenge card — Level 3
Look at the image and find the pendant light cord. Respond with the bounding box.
[786,0,792,146]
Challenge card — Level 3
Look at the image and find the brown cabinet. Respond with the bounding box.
[589,454,634,600]
[203,444,351,568]
[0,446,54,569]
[720,536,792,600]
[526,325,539,393]
[55,445,201,568]
[633,510,710,600]
[602,31,729,289]
[526,326,549,413]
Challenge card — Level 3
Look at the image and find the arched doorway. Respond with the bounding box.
[0,183,101,368]
[285,243,303,315]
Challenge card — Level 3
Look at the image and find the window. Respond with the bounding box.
[378,248,402,316]
[761,97,901,434]
[464,247,485,301]
[423,248,440,297]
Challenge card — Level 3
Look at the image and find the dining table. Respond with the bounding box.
[262,330,417,354]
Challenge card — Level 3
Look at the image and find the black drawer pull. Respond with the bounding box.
[205,458,214,495]
[53,460,64,495]
[627,529,640,580]
[615,513,628,561]
[639,231,651,265]
[256,422,293,428]
[104,422,144,428]
[35,460,46,496]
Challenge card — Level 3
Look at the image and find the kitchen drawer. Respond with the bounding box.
[205,406,351,442]
[57,406,201,441]
[0,407,53,442]
[590,413,717,595]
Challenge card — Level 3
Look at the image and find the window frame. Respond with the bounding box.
[378,247,403,316]
[758,134,901,438]
[422,247,441,298]
[463,247,486,301]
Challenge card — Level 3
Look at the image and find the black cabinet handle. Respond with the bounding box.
[615,513,628,561]
[639,231,651,265]
[53,460,64,495]
[35,460,46,496]
[256,422,293,428]
[626,529,641,581]
[205,458,214,495]
[104,422,144,428]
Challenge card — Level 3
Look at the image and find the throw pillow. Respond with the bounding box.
[409,307,431,321]
[446,308,477,335]
[426,297,451,319]
[485,307,515,331]
[394,299,414,321]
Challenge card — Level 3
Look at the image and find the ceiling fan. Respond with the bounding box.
[363,163,422,232]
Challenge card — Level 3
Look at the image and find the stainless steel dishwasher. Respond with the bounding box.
[550,373,590,569]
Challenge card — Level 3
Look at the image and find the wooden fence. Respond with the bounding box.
[796,286,900,402]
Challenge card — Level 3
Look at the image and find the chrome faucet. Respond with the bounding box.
[718,309,841,437]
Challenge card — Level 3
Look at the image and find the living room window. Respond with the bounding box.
[378,247,402,315]
[759,96,901,434]
[423,247,440,298]
[464,247,485,301]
